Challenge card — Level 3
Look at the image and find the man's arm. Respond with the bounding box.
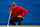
[9,7,12,17]
[20,7,28,17]
[17,7,28,18]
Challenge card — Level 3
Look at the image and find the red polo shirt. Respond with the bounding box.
[9,6,28,18]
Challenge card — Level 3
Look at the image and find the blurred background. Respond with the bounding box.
[0,0,40,25]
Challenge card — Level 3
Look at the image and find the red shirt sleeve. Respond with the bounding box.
[9,7,12,16]
[20,7,28,17]
[9,7,12,12]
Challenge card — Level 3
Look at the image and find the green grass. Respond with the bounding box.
[0,25,40,27]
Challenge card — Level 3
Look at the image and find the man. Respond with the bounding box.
[9,2,28,25]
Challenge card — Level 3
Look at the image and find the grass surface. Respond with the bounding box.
[0,25,40,27]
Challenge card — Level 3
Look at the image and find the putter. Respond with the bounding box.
[7,13,11,26]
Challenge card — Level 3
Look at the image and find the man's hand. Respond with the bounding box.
[17,15,22,18]
[10,10,12,14]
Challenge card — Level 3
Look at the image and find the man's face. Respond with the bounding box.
[12,4,16,9]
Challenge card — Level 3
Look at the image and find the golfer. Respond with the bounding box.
[9,2,28,25]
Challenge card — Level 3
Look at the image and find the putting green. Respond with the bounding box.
[0,25,40,27]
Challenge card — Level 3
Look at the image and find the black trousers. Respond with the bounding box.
[9,17,23,25]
